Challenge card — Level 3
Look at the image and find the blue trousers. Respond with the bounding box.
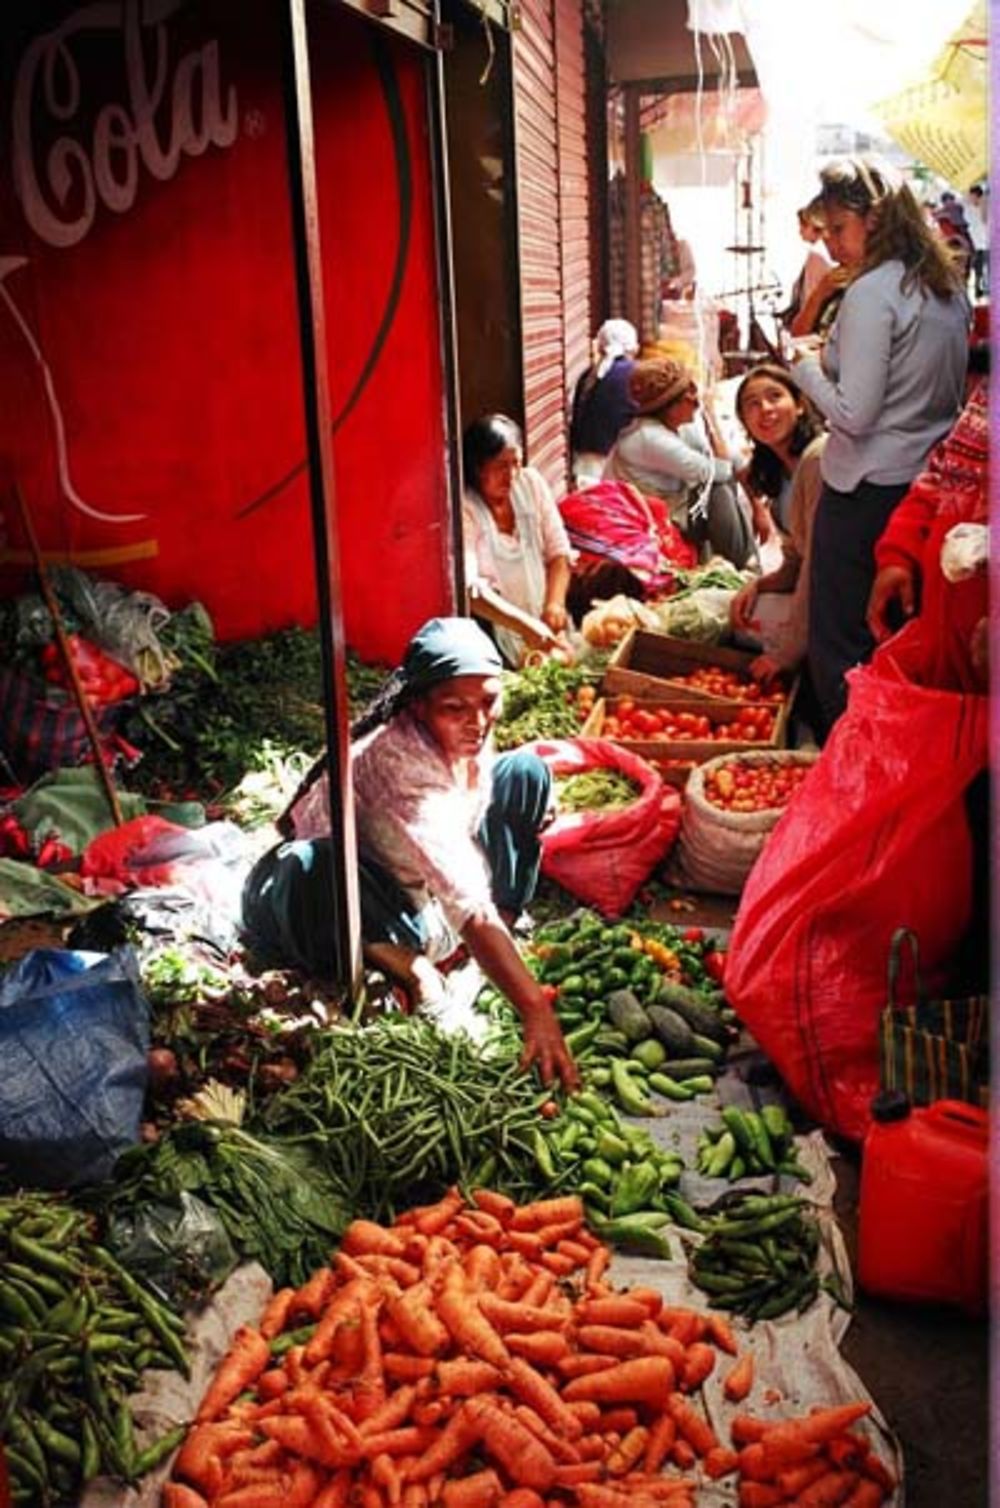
[241,750,551,978]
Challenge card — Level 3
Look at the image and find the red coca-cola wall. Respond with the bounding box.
[0,0,452,662]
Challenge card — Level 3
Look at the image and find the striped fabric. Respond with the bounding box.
[0,665,123,784]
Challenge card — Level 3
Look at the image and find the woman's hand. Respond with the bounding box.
[730,579,760,633]
[867,564,916,642]
[542,601,569,635]
[749,652,784,688]
[520,995,580,1092]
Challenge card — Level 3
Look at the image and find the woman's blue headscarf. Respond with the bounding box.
[352,617,502,736]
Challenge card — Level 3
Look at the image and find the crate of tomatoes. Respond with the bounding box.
[581,691,789,788]
[603,626,795,710]
[677,750,819,895]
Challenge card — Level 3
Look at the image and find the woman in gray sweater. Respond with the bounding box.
[791,155,969,738]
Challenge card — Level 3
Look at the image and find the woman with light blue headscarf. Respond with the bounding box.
[242,617,578,1088]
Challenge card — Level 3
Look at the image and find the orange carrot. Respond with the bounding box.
[660,1309,704,1347]
[358,1255,423,1287]
[606,1425,648,1475]
[575,1297,649,1328]
[532,1217,584,1247]
[413,1400,451,1427]
[703,1312,738,1355]
[388,1281,450,1357]
[479,1294,569,1335]
[456,1211,506,1245]
[520,1269,556,1307]
[798,1469,863,1506]
[360,1383,417,1437]
[305,1278,373,1365]
[436,1267,510,1367]
[730,1414,769,1445]
[465,1244,503,1290]
[859,1448,896,1491]
[406,1401,481,1482]
[505,1230,544,1259]
[557,1355,617,1380]
[584,1246,610,1290]
[759,1404,872,1470]
[410,1188,466,1236]
[551,1462,604,1486]
[564,1401,602,1429]
[504,1331,569,1366]
[472,1189,516,1224]
[666,1392,719,1457]
[174,1423,255,1494]
[291,1264,338,1317]
[440,1468,503,1508]
[434,1359,503,1396]
[737,1485,785,1508]
[259,1287,297,1339]
[723,1352,755,1403]
[509,1196,584,1232]
[360,1427,439,1458]
[505,1356,584,1440]
[215,1463,321,1508]
[670,1438,696,1469]
[679,1341,716,1392]
[562,1356,675,1407]
[196,1327,272,1423]
[777,1458,832,1495]
[557,1239,592,1266]
[512,1405,581,1465]
[638,1323,685,1366]
[540,1251,578,1277]
[313,1474,353,1508]
[575,1325,646,1358]
[464,1397,557,1492]
[842,1482,888,1508]
[371,1450,405,1505]
[499,1491,547,1508]
[402,1485,429,1508]
[598,1408,638,1434]
[704,1445,740,1479]
[384,1354,437,1382]
[351,1296,388,1421]
[255,1367,289,1401]
[738,1443,779,1481]
[642,1412,676,1473]
[163,1487,209,1508]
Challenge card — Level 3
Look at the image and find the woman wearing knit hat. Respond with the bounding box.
[602,357,757,568]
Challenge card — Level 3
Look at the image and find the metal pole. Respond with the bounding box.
[426,1,466,608]
[279,0,362,991]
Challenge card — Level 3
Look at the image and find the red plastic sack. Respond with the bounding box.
[526,737,681,917]
[724,633,988,1141]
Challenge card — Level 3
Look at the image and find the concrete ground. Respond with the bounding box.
[655,882,992,1508]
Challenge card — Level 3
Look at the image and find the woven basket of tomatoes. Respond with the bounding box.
[676,750,819,896]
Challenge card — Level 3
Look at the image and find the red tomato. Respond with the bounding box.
[704,949,726,984]
[682,927,704,943]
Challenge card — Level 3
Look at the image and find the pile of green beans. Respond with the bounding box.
[256,1017,559,1220]
[686,1192,822,1321]
[0,1193,188,1505]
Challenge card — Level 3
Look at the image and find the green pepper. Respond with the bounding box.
[611,1059,661,1117]
[582,1156,615,1186]
[565,1020,602,1055]
[576,1089,613,1123]
[595,1129,630,1165]
[610,1160,661,1217]
[648,1072,695,1102]
[597,1218,673,1259]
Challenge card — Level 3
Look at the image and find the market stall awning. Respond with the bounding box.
[871,0,987,190]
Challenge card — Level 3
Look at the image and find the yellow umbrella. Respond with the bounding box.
[872,0,988,189]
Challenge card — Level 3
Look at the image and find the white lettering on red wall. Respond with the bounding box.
[13,0,238,249]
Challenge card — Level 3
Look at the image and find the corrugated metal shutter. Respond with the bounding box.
[555,0,590,425]
[512,0,590,493]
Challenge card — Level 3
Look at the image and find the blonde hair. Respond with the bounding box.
[819,156,962,300]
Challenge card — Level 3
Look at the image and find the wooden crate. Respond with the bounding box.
[604,627,768,703]
[581,695,789,775]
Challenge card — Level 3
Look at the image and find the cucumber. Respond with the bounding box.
[657,1056,718,1080]
[606,989,654,1045]
[690,1032,725,1062]
[646,1004,695,1057]
[652,980,731,1044]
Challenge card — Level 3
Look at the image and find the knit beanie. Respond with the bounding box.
[628,358,695,416]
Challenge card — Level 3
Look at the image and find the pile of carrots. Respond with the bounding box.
[162,1190,895,1508]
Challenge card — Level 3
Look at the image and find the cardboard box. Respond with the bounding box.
[581,694,789,777]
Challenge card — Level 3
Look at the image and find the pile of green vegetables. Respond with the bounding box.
[555,770,639,812]
[0,1193,189,1504]
[493,658,601,751]
[683,1191,826,1321]
[695,1103,812,1183]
